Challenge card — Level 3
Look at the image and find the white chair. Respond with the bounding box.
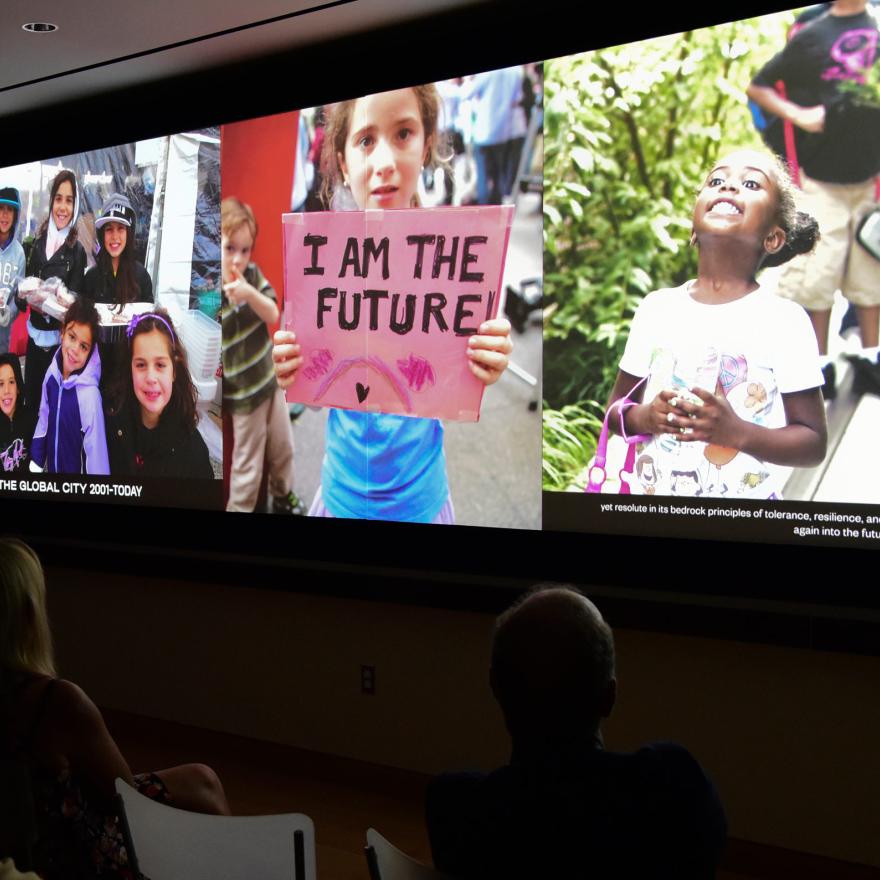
[115,778,316,880]
[365,827,453,880]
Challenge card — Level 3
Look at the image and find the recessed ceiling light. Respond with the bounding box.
[22,22,58,33]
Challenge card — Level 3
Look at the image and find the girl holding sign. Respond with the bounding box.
[273,86,512,522]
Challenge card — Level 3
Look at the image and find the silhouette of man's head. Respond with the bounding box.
[490,586,616,745]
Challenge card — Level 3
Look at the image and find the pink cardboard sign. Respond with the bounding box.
[281,205,514,421]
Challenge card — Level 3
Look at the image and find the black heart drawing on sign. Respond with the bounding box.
[356,383,370,403]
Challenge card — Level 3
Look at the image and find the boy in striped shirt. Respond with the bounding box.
[221,198,304,513]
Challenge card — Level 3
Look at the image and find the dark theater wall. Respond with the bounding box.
[46,565,880,867]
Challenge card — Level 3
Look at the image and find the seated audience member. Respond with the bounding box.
[0,538,230,880]
[426,585,727,878]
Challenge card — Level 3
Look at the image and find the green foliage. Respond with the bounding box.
[542,11,796,490]
[839,61,880,108]
[542,402,604,492]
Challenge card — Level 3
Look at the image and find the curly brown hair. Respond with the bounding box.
[761,153,820,269]
[62,296,100,355]
[695,150,819,270]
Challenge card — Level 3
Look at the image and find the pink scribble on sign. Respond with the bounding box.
[315,355,412,412]
[303,348,333,381]
[397,354,435,392]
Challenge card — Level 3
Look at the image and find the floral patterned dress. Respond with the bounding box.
[2,676,169,879]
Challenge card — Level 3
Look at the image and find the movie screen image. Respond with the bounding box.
[0,131,223,510]
[541,5,880,549]
[220,66,544,528]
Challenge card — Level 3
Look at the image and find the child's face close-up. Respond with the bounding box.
[340,89,428,211]
[0,364,18,418]
[222,225,253,284]
[0,205,14,238]
[103,221,128,261]
[132,329,174,428]
[52,180,75,230]
[693,151,782,250]
[61,322,92,378]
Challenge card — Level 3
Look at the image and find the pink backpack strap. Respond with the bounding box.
[777,80,801,189]
[585,377,650,494]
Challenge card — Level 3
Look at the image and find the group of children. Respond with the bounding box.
[25,79,822,511]
[2,81,837,510]
[0,171,212,480]
[3,81,519,520]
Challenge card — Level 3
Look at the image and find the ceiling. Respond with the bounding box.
[0,0,480,117]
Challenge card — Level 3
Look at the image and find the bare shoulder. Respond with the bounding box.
[37,678,132,795]
[47,679,105,730]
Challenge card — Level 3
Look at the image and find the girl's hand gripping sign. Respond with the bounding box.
[282,205,514,421]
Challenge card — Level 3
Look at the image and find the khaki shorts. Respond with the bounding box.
[776,174,880,311]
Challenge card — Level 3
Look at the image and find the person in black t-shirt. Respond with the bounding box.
[747,0,880,397]
[426,586,727,879]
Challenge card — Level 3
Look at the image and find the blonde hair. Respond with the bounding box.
[0,538,56,678]
[320,84,445,208]
[0,857,42,880]
[221,197,257,243]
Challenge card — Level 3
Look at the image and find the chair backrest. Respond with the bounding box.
[365,828,453,880]
[0,759,37,871]
[115,778,316,880]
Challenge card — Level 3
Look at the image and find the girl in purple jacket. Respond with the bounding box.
[30,298,109,475]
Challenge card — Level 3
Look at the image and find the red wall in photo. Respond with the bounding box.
[220,111,299,324]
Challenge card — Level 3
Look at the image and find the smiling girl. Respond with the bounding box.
[0,354,35,473]
[82,193,153,307]
[82,193,154,389]
[105,310,212,478]
[605,150,827,500]
[272,86,512,522]
[30,297,109,475]
[19,170,87,415]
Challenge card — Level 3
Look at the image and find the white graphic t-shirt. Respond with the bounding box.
[618,282,823,499]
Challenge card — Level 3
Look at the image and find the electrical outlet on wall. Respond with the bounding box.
[361,664,376,695]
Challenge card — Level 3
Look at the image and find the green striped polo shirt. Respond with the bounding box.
[221,262,278,415]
